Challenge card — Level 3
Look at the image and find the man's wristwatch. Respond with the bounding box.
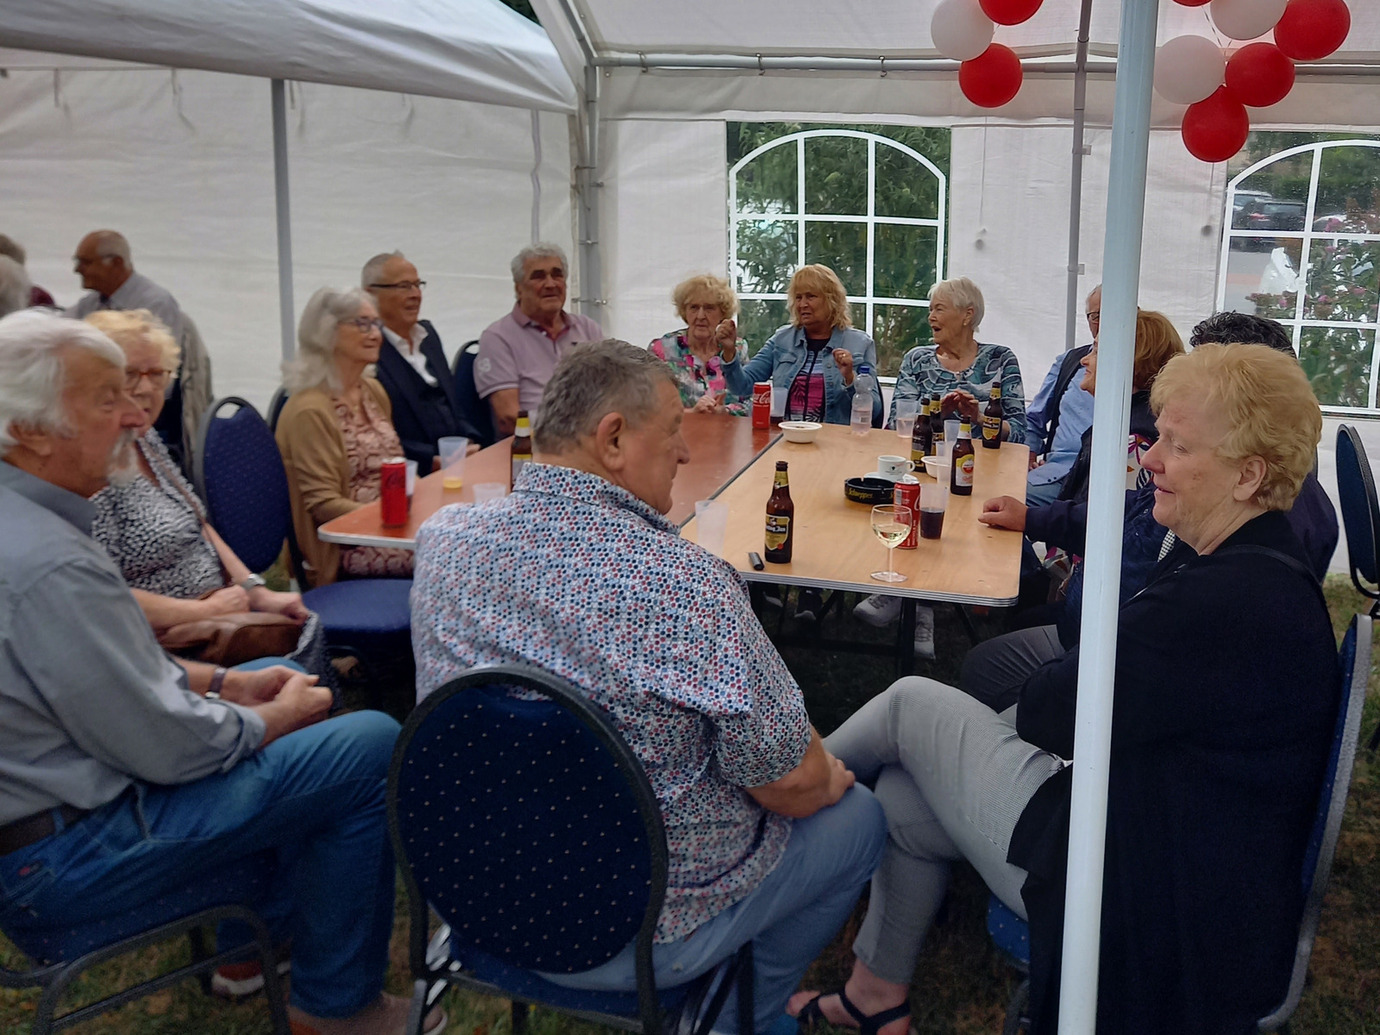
[238,574,267,591]
[207,666,228,700]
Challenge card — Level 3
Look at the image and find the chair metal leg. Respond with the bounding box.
[511,999,530,1035]
[1002,977,1031,1035]
[734,941,755,1035]
[407,978,430,1035]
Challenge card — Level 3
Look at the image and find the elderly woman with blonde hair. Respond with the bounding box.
[795,345,1338,1035]
[887,276,1026,442]
[275,287,412,586]
[649,273,749,415]
[719,264,877,426]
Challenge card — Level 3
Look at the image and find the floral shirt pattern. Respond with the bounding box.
[649,330,749,416]
[888,342,1028,444]
[412,463,810,942]
[334,390,413,578]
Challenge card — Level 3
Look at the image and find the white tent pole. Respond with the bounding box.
[271,78,295,362]
[576,62,605,320]
[530,109,544,242]
[1058,0,1158,1030]
[1064,0,1093,352]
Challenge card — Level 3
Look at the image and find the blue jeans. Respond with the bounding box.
[0,709,400,1018]
[543,786,887,1033]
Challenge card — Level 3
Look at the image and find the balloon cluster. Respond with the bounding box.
[1157,0,1352,163]
[931,0,1043,108]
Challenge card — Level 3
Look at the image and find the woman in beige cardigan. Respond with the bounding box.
[276,287,413,587]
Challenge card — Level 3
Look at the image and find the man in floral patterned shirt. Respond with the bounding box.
[413,339,886,1034]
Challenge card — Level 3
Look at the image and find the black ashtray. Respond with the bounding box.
[844,476,895,505]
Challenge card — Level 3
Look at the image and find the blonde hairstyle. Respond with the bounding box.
[1150,343,1321,512]
[787,265,851,330]
[1131,309,1184,390]
[928,276,985,331]
[83,308,181,376]
[284,287,373,393]
[672,273,739,323]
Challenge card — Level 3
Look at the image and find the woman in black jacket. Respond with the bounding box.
[792,344,1339,1035]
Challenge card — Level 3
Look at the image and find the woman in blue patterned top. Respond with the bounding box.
[648,273,749,416]
[887,276,1026,443]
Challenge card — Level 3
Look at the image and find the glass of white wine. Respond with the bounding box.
[870,503,911,583]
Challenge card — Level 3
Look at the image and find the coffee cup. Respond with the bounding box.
[878,455,916,480]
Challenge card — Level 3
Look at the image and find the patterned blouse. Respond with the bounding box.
[649,330,749,416]
[334,390,413,578]
[91,432,223,598]
[887,342,1028,444]
[412,463,810,942]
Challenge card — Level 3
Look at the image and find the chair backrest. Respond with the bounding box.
[389,664,667,975]
[1335,424,1380,610]
[1258,611,1372,1031]
[194,396,294,575]
[267,386,289,433]
[452,340,496,448]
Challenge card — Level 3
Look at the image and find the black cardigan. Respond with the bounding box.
[1009,510,1339,1034]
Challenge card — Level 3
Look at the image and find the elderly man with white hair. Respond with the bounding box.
[0,255,31,318]
[0,310,438,1035]
[473,242,603,436]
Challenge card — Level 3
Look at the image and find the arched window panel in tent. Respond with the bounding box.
[728,127,949,378]
[1218,137,1380,413]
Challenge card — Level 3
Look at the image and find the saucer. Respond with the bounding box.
[867,471,919,484]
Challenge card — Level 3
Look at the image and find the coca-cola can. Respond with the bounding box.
[380,456,409,527]
[893,480,920,549]
[751,382,772,429]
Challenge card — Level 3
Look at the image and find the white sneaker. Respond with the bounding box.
[853,593,903,628]
[913,606,936,660]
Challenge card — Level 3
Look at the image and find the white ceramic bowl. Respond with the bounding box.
[922,455,950,479]
[779,420,822,444]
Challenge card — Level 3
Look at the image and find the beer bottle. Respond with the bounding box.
[910,396,932,464]
[929,390,944,442]
[950,419,975,496]
[982,384,1004,449]
[510,410,533,489]
[764,460,794,564]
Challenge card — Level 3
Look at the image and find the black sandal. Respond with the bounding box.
[796,989,911,1035]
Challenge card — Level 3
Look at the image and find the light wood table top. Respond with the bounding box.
[682,423,1029,606]
[317,412,779,550]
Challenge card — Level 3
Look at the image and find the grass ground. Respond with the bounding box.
[1,577,1375,1033]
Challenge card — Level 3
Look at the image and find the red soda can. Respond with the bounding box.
[380,456,408,527]
[893,480,920,549]
[751,382,772,429]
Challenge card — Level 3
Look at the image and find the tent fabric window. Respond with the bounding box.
[729,127,948,377]
[1219,138,1380,413]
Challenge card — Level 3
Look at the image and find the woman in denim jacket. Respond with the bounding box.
[718,265,878,426]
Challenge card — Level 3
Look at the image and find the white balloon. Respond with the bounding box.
[1210,0,1288,41]
[1153,35,1225,105]
[931,0,995,62]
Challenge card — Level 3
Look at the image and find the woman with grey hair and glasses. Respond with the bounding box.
[276,287,412,587]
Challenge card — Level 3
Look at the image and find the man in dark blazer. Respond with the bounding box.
[363,251,483,470]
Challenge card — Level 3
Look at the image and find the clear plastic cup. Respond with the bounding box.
[472,482,507,504]
[695,499,730,556]
[919,482,948,539]
[438,436,469,489]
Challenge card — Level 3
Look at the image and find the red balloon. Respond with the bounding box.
[960,44,1023,108]
[1275,0,1350,61]
[1182,88,1250,162]
[1225,43,1296,107]
[979,0,1042,26]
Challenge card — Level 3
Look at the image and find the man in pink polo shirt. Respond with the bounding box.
[474,243,604,436]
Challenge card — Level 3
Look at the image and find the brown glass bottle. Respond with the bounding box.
[910,396,933,464]
[929,391,944,441]
[510,410,533,490]
[982,384,1003,449]
[950,419,975,496]
[764,460,794,564]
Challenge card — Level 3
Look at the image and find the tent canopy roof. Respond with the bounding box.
[0,0,577,112]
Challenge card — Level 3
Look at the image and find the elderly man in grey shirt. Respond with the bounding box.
[0,311,432,1035]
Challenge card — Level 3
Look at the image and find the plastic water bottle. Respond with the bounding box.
[851,363,874,436]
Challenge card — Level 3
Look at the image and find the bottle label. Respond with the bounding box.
[982,414,1001,440]
[955,454,975,487]
[765,515,791,550]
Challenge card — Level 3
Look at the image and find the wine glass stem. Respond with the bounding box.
[888,543,897,580]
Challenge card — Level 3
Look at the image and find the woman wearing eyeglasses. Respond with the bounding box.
[276,287,413,586]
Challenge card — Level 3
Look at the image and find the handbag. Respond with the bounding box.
[159,609,304,667]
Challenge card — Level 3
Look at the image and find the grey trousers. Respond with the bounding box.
[959,624,1066,713]
[823,677,1064,985]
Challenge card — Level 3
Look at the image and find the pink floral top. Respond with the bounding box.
[334,388,412,578]
[649,330,749,417]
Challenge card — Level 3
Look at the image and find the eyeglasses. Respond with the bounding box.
[344,317,385,332]
[125,367,169,389]
[1087,310,1101,324]
[370,280,426,291]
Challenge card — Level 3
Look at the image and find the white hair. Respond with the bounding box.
[283,286,373,393]
[88,230,133,267]
[361,250,405,291]
[0,234,26,265]
[929,276,985,331]
[510,243,568,285]
[0,256,31,318]
[0,310,124,451]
